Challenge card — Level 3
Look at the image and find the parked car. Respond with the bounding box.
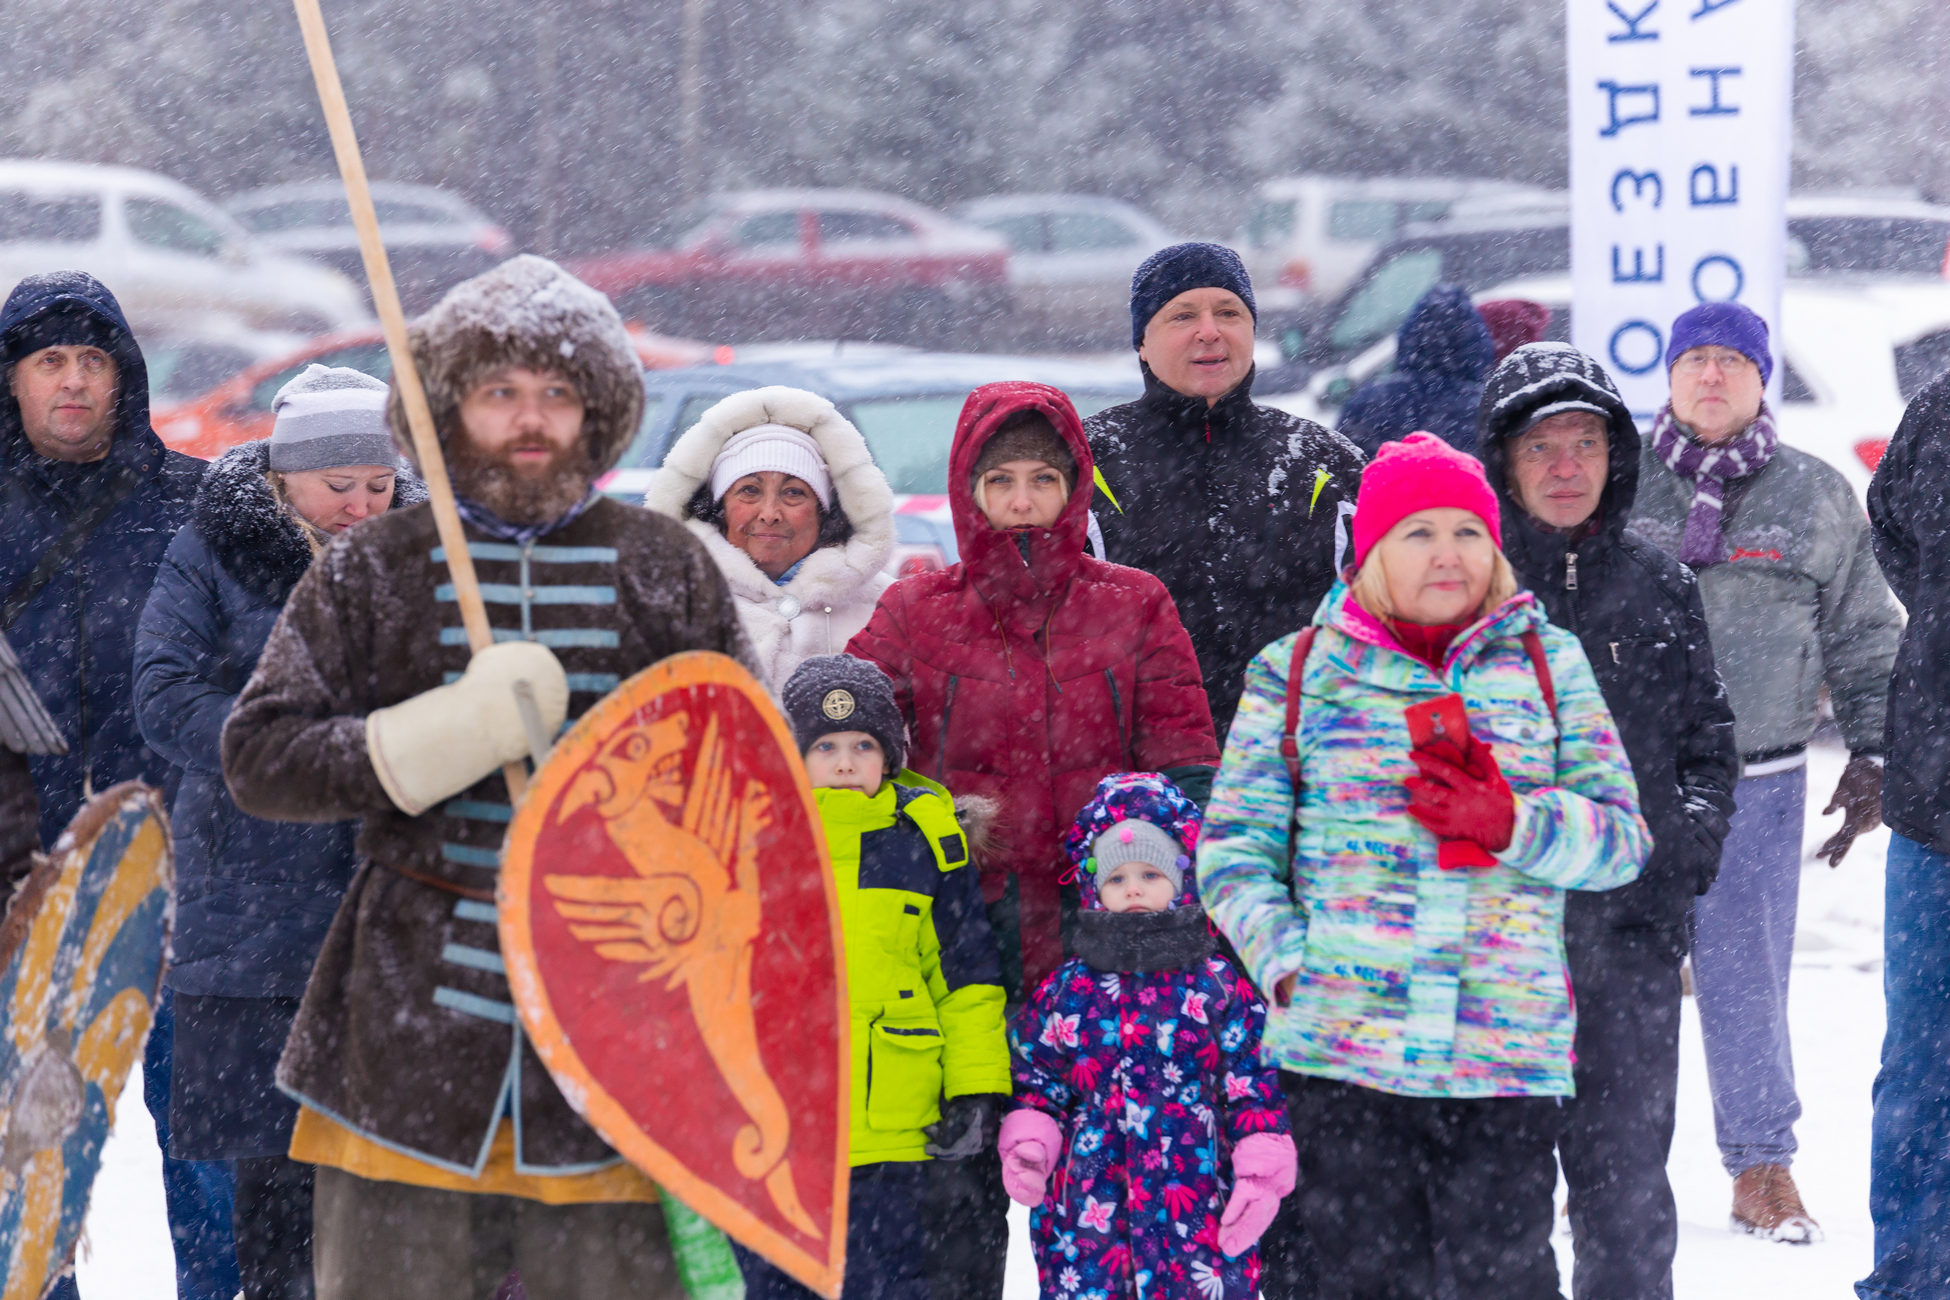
[1266,273,1950,501]
[140,321,307,403]
[0,159,368,336]
[1270,192,1950,389]
[225,180,514,315]
[152,323,713,460]
[597,345,1143,572]
[1236,175,1545,311]
[569,190,1011,348]
[950,194,1177,347]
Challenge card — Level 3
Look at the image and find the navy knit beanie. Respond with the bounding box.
[1667,302,1772,386]
[781,654,907,775]
[1129,242,1256,349]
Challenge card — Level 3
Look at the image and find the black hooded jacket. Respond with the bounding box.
[0,272,204,842]
[1085,365,1366,738]
[1478,344,1738,954]
[1338,283,1496,456]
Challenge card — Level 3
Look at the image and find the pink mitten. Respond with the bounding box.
[1218,1132,1298,1258]
[998,1108,1063,1207]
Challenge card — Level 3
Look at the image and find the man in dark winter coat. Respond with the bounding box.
[1087,243,1364,740]
[1860,371,1950,1300]
[1338,283,1496,456]
[0,271,234,1300]
[223,256,752,1300]
[1479,343,1738,1300]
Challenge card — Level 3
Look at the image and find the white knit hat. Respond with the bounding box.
[708,423,833,510]
[270,364,394,472]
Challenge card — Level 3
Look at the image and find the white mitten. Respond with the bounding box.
[366,641,569,814]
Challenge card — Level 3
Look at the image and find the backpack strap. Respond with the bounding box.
[1280,627,1318,788]
[1520,629,1557,720]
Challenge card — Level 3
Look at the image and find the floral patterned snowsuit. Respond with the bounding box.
[1010,955,1288,1300]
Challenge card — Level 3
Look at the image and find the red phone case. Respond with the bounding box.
[1405,694,1472,763]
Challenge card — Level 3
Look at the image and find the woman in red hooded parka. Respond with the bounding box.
[847,381,1219,1000]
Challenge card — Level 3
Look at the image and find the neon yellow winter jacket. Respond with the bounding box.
[814,774,1009,1165]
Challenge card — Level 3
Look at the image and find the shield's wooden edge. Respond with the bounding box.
[499,651,851,1299]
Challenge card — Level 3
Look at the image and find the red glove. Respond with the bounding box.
[1405,746,1517,870]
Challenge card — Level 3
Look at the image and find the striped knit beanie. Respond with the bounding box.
[270,364,394,472]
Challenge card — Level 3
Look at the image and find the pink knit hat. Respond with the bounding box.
[1351,432,1502,570]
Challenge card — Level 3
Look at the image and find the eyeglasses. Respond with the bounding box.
[1512,437,1608,466]
[1671,348,1756,376]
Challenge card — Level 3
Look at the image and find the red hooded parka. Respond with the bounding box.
[846,382,1219,992]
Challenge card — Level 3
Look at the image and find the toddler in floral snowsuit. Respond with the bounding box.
[999,773,1295,1300]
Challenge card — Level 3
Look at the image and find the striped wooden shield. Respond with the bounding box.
[0,782,172,1300]
[500,652,849,1298]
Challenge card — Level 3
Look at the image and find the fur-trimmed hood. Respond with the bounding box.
[645,386,895,683]
[385,255,644,477]
[194,439,426,605]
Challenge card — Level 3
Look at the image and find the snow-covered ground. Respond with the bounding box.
[80,741,1885,1298]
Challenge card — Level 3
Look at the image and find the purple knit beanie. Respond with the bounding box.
[1667,302,1773,387]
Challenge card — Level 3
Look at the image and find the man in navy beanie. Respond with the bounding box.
[1086,242,1364,743]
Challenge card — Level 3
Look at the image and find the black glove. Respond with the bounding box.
[1681,790,1733,896]
[925,1093,1004,1159]
[1818,754,1883,868]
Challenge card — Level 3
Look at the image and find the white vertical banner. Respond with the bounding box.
[1568,0,1794,420]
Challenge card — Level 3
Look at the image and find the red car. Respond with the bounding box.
[152,324,715,461]
[570,190,1011,347]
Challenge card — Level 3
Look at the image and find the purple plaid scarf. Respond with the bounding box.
[1648,402,1778,566]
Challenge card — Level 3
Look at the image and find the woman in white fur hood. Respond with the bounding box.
[646,385,895,686]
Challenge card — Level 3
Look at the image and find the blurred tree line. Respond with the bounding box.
[0,0,1944,256]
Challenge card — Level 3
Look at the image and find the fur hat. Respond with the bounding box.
[385,255,644,475]
[1129,241,1257,348]
[1065,773,1202,909]
[781,654,907,774]
[970,409,1077,487]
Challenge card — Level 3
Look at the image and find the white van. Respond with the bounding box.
[1237,176,1547,311]
[0,160,368,336]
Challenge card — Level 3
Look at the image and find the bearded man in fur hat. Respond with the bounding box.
[223,256,755,1299]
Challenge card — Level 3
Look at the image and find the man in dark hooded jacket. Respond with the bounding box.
[1086,243,1364,743]
[0,271,235,1300]
[1479,342,1738,1300]
[1337,283,1496,457]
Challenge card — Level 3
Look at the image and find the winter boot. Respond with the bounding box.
[1730,1163,1822,1244]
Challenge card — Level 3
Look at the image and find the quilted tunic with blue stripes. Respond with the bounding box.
[224,497,754,1174]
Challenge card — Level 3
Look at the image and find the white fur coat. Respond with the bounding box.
[644,386,895,689]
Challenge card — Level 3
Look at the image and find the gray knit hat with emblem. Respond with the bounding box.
[269,364,395,472]
[781,654,907,774]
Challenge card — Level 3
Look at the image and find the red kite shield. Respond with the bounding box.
[500,652,848,1297]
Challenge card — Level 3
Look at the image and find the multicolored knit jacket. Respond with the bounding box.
[1010,774,1289,1300]
[1197,583,1649,1099]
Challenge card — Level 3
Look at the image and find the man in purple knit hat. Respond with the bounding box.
[1628,301,1900,1244]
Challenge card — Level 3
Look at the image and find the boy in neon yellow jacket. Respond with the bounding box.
[733,654,1008,1300]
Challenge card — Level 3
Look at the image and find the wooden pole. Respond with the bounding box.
[290,0,528,803]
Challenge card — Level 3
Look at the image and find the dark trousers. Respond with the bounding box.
[235,1155,315,1300]
[1255,1176,1322,1300]
[1284,1073,1565,1300]
[737,1161,930,1300]
[924,1149,1008,1300]
[1860,834,1950,1300]
[1558,930,1682,1300]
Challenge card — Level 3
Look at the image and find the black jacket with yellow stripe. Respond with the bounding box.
[815,772,1009,1165]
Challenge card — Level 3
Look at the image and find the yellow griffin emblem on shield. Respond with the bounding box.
[543,713,821,1239]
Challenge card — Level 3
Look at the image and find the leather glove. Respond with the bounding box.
[925,1093,1004,1160]
[1219,1132,1298,1258]
[1405,748,1516,870]
[366,641,568,815]
[1817,754,1884,868]
[997,1108,1063,1206]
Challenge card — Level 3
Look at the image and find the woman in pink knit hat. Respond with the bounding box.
[1197,432,1649,1300]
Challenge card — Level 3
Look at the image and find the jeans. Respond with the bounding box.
[146,987,241,1300]
[1691,766,1805,1176]
[1858,834,1950,1299]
